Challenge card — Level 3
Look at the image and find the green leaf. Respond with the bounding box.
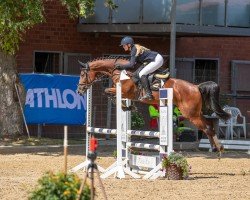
[29,172,90,200]
[0,0,116,54]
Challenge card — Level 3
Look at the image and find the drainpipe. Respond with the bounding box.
[170,0,176,77]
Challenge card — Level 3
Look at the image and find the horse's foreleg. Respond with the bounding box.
[104,87,137,111]
[105,86,134,98]
[105,87,116,96]
[190,115,223,153]
[121,101,137,112]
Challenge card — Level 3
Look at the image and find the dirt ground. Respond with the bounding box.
[0,146,249,200]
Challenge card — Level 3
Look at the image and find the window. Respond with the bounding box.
[231,60,250,92]
[176,58,218,84]
[194,59,218,84]
[34,52,62,73]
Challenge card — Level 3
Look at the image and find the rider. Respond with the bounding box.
[115,36,164,101]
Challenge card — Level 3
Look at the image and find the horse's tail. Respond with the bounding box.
[198,81,231,121]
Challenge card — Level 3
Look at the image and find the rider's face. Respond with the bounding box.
[122,44,130,51]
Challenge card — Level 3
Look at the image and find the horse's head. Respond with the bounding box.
[77,61,94,95]
[77,58,122,95]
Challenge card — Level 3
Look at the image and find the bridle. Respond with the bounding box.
[78,61,115,92]
[78,63,92,88]
[77,57,131,94]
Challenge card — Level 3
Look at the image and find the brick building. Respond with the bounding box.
[16,0,250,138]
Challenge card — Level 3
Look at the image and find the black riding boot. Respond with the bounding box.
[139,75,154,100]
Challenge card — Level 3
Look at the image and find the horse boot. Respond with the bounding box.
[139,75,154,101]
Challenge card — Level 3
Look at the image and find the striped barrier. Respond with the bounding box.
[127,130,160,137]
[101,82,173,180]
[126,142,160,151]
[87,127,117,135]
[86,127,160,137]
[71,81,173,180]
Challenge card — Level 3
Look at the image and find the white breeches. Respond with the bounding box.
[139,54,164,78]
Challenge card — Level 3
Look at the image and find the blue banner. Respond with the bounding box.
[20,73,86,125]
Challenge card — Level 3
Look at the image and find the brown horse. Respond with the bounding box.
[77,57,230,153]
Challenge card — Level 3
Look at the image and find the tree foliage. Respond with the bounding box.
[0,0,44,54]
[0,0,116,55]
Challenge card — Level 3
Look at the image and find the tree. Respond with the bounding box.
[0,0,115,137]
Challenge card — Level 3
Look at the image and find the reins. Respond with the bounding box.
[78,65,115,88]
[78,57,129,89]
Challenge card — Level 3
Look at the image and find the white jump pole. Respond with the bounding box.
[101,71,140,179]
[64,125,68,173]
[70,86,105,173]
[159,88,173,155]
[142,88,174,179]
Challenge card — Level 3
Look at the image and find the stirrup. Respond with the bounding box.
[155,72,170,79]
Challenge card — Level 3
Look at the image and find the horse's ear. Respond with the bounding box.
[78,60,89,70]
[78,60,85,67]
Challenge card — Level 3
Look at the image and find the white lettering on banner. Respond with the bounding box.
[63,89,77,109]
[56,89,66,108]
[25,88,85,110]
[77,94,85,110]
[44,88,57,108]
[26,89,34,107]
[34,88,44,107]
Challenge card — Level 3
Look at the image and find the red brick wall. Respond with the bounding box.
[16,1,250,92]
[16,1,170,72]
[175,36,250,126]
[176,36,250,92]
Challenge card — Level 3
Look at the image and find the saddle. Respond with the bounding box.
[149,68,170,91]
[127,64,170,91]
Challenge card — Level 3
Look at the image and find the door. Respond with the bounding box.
[175,58,195,83]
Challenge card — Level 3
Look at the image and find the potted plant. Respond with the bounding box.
[162,152,190,180]
[29,172,90,200]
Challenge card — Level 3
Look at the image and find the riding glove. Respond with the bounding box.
[115,64,125,70]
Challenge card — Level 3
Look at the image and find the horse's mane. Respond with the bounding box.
[88,56,129,63]
[86,56,130,77]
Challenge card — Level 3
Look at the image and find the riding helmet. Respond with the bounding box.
[120,36,134,46]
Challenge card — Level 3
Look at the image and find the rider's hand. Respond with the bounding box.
[115,64,124,70]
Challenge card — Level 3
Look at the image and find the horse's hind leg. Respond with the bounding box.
[190,115,223,152]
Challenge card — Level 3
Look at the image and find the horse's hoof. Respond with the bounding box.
[220,145,224,152]
[212,147,218,152]
[212,145,224,153]
[128,105,137,112]
[122,107,130,111]
[218,151,222,159]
